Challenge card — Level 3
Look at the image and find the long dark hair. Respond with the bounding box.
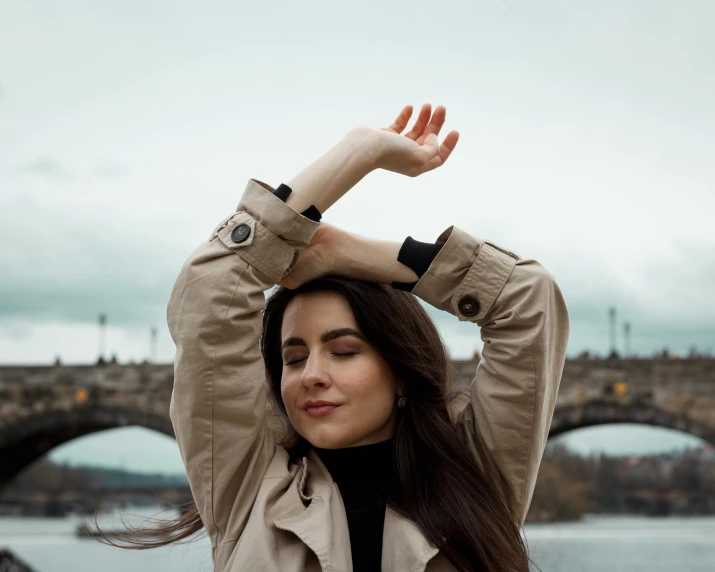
[96,275,533,572]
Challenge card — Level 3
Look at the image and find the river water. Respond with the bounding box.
[1,508,714,571]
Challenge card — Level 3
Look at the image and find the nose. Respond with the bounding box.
[300,353,332,390]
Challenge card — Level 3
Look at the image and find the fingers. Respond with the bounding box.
[404,103,448,142]
[422,105,447,140]
[386,103,448,140]
[385,105,413,134]
[425,130,460,172]
[404,103,433,141]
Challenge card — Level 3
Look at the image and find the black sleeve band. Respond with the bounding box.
[273,183,322,222]
[300,205,322,222]
[274,183,292,202]
[391,236,443,292]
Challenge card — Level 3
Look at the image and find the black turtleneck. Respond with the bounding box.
[314,438,397,572]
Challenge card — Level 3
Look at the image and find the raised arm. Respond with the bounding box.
[166,129,376,547]
[408,229,569,527]
[316,226,569,527]
[276,105,568,529]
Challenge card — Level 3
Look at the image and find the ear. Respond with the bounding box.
[396,378,406,397]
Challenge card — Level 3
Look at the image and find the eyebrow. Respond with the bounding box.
[280,328,366,352]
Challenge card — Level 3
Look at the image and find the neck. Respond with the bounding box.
[313,437,396,485]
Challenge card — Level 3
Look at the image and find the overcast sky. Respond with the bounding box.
[1,0,713,472]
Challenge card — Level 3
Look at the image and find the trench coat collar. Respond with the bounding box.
[271,448,439,572]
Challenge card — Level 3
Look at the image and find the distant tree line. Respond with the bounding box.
[0,458,187,501]
[4,446,715,523]
[527,443,715,522]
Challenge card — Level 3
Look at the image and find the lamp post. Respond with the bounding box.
[150,327,158,363]
[98,314,107,363]
[608,307,617,358]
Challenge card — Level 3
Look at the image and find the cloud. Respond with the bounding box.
[0,188,185,330]
[637,237,715,323]
[0,323,31,340]
[93,160,130,178]
[17,158,72,179]
[0,0,711,361]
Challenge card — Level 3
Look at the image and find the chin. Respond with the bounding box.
[303,426,351,449]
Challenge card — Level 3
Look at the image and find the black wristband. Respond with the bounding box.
[273,183,322,222]
[274,183,292,202]
[391,236,443,292]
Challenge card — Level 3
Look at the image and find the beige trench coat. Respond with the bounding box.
[167,178,570,572]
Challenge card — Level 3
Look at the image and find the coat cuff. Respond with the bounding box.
[410,226,520,324]
[210,178,320,283]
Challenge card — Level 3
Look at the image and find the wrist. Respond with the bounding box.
[285,128,379,214]
[333,229,361,278]
[336,230,418,285]
[345,127,383,170]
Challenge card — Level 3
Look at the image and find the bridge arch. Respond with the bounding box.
[0,405,174,490]
[550,397,715,447]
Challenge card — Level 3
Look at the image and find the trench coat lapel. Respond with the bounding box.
[272,449,440,572]
[382,505,440,572]
[272,449,353,572]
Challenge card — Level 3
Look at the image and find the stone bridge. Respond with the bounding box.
[1,357,714,490]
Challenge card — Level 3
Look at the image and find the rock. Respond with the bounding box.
[0,550,36,572]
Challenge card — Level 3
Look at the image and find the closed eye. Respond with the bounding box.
[284,352,357,367]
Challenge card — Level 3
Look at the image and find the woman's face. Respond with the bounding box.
[279,290,402,449]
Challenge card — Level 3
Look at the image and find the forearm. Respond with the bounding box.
[339,231,420,285]
[285,128,379,214]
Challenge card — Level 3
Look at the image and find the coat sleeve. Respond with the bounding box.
[410,225,570,527]
[166,178,320,547]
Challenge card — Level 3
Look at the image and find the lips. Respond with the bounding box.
[303,401,341,417]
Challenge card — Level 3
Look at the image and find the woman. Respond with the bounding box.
[106,104,569,571]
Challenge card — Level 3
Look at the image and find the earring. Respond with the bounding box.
[397,396,407,408]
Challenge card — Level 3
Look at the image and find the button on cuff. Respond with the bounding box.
[231,223,251,243]
[217,213,295,283]
[451,242,518,323]
[458,296,480,317]
[217,217,255,249]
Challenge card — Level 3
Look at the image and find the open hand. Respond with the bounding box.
[372,103,460,177]
[278,222,347,289]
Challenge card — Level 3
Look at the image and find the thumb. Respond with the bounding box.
[278,274,298,289]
